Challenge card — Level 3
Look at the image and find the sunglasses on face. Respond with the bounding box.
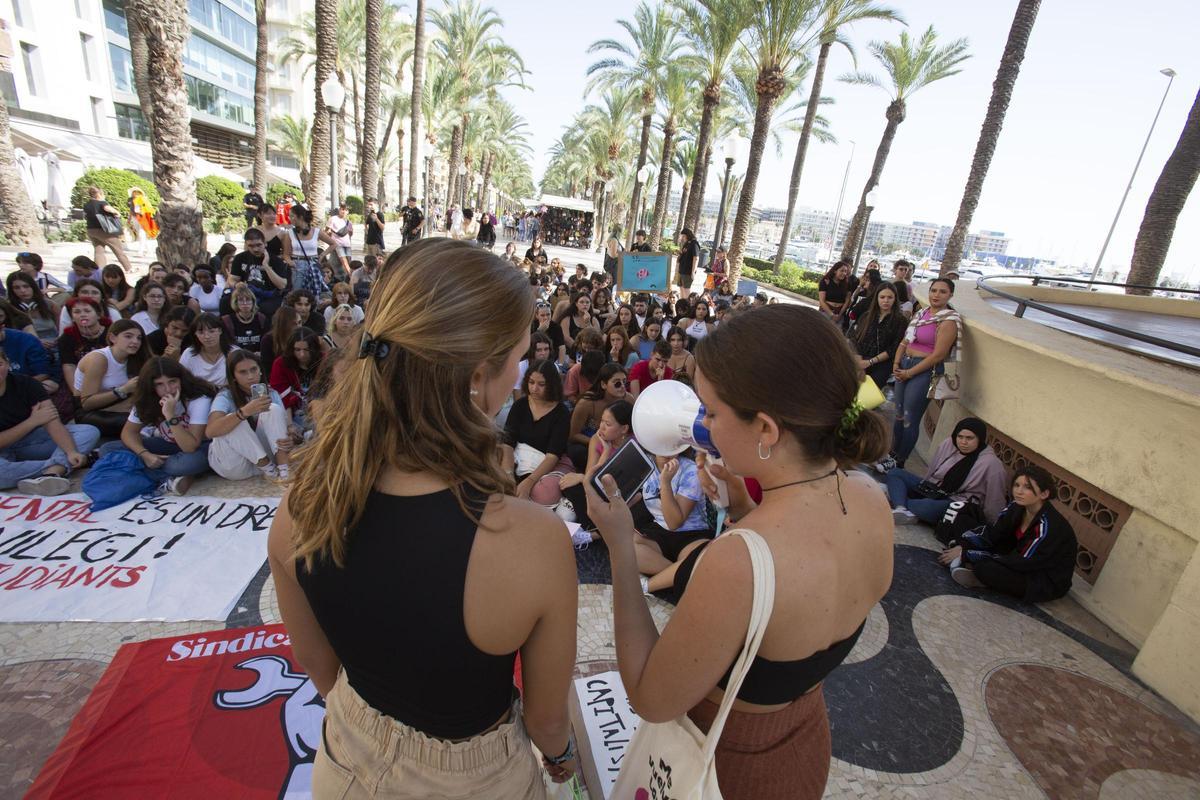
[609,379,626,388]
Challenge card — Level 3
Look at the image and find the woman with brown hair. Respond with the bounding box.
[75,319,149,437]
[583,304,894,799]
[269,239,578,797]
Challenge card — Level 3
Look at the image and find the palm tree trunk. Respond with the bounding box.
[408,0,426,200]
[128,0,205,265]
[306,0,336,217]
[480,152,494,211]
[941,0,1041,275]
[625,103,654,245]
[684,83,719,233]
[677,177,690,233]
[727,70,785,287]
[0,99,46,246]
[127,16,155,140]
[592,178,604,244]
[773,40,832,271]
[1127,87,1200,294]
[650,119,676,248]
[840,100,907,266]
[350,71,363,173]
[251,0,268,194]
[446,122,463,211]
[360,0,382,202]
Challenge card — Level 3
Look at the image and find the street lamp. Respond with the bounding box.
[853,187,880,272]
[320,74,346,213]
[712,135,746,251]
[1089,67,1177,285]
[419,139,432,236]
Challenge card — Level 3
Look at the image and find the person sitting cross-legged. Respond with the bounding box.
[938,464,1078,601]
[207,350,297,482]
[0,348,100,495]
[102,357,215,496]
[886,417,1007,526]
[630,452,715,591]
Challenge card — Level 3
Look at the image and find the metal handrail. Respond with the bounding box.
[976,274,1200,360]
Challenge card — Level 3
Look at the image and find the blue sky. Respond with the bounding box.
[490,0,1200,280]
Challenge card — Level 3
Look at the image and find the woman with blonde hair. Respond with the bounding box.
[269,239,578,797]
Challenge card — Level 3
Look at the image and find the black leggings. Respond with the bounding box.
[972,558,1028,599]
[561,482,594,531]
[75,408,129,439]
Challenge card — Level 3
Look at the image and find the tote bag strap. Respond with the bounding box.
[697,528,776,765]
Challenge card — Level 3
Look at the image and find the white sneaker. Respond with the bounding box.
[639,575,652,595]
[17,474,70,496]
[952,566,985,589]
[259,463,280,481]
[874,455,898,474]
[948,556,963,570]
[570,527,593,549]
[892,506,918,525]
[160,476,186,496]
[554,498,577,523]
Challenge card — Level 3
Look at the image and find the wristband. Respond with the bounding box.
[542,736,576,766]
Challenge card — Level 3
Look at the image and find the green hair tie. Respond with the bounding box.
[838,398,864,439]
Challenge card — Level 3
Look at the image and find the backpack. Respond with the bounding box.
[82,448,160,511]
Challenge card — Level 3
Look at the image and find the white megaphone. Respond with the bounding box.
[631,380,729,508]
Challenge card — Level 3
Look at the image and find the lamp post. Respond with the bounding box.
[712,136,745,251]
[828,140,855,261]
[853,187,880,272]
[633,165,651,238]
[420,139,431,237]
[320,74,346,214]
[1088,67,1177,285]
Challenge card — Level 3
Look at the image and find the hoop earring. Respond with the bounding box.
[757,442,772,461]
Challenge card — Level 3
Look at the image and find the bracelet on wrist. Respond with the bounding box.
[543,736,576,766]
[236,409,246,420]
[166,416,184,427]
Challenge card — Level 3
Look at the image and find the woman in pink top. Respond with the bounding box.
[876,278,961,470]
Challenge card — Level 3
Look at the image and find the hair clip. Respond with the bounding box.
[357,332,391,360]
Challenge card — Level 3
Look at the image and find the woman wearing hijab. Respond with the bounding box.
[885,417,1008,526]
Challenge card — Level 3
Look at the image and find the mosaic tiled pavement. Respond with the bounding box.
[3,471,1199,799]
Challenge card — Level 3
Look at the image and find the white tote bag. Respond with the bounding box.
[610,529,776,799]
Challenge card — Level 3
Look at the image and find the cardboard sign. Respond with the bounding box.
[618,252,674,293]
[736,278,758,297]
[27,624,324,799]
[0,493,275,622]
[569,670,642,799]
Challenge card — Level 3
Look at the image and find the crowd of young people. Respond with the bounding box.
[3,214,1080,797]
[0,190,375,497]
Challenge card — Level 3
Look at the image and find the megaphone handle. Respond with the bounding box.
[705,456,730,509]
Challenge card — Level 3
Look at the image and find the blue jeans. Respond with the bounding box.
[892,355,940,465]
[885,468,950,523]
[100,436,211,478]
[0,424,101,488]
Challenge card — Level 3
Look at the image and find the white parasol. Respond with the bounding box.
[14,147,39,208]
[44,151,67,219]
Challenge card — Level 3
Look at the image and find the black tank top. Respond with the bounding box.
[296,488,516,739]
[674,542,864,704]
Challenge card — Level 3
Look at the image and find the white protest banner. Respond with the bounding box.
[570,670,642,799]
[0,493,276,622]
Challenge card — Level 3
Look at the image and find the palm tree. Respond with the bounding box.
[127,0,206,264]
[838,26,971,265]
[127,15,155,139]
[305,0,337,215]
[252,0,269,194]
[579,88,640,244]
[940,0,1039,275]
[772,0,903,269]
[674,139,698,232]
[408,0,427,200]
[587,2,685,245]
[0,99,45,246]
[1127,87,1200,293]
[649,65,693,247]
[271,116,312,188]
[670,0,755,235]
[725,0,823,287]
[430,0,527,212]
[360,0,383,202]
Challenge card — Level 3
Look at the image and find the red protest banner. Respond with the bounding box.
[27,624,323,799]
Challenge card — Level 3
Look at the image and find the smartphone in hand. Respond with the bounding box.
[591,439,656,504]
